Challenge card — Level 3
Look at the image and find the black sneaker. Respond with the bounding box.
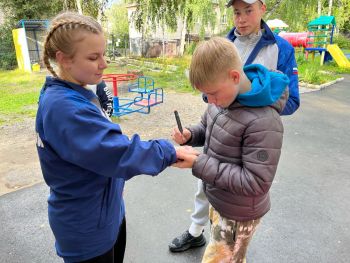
[169,230,206,252]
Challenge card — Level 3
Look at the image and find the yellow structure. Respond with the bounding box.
[12,19,48,72]
[12,28,31,72]
[327,44,350,68]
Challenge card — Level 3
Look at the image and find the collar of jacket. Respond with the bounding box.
[226,20,276,65]
[43,76,97,102]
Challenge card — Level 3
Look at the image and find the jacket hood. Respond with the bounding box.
[235,64,289,113]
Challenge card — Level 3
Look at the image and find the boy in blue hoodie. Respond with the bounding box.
[173,37,289,263]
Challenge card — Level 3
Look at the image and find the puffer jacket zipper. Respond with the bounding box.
[204,108,226,154]
[203,108,226,192]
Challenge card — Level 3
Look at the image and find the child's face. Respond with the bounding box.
[232,0,266,36]
[62,33,107,86]
[198,71,240,108]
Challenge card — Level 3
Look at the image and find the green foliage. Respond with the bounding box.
[0,0,62,21]
[333,33,350,49]
[264,0,350,34]
[184,42,197,55]
[0,23,17,70]
[106,3,129,37]
[127,0,228,36]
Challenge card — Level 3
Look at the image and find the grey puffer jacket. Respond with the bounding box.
[187,90,288,221]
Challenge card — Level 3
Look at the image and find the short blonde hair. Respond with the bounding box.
[189,37,242,88]
[43,12,103,77]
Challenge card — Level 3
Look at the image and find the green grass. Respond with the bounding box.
[295,52,350,85]
[0,69,46,125]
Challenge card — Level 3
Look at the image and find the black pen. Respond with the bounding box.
[174,110,183,134]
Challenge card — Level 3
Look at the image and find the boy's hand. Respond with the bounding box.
[173,146,200,168]
[172,127,191,145]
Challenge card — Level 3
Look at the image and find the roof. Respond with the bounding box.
[266,19,289,29]
[17,19,49,30]
[308,16,336,27]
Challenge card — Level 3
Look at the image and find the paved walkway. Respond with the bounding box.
[1,76,350,263]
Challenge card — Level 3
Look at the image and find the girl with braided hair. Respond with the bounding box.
[36,12,198,263]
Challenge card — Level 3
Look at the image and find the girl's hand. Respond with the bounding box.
[173,146,200,168]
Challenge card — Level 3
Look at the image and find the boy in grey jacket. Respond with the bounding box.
[173,37,289,263]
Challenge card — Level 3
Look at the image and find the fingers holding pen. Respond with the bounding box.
[171,127,191,145]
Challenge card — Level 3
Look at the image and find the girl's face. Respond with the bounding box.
[60,32,107,86]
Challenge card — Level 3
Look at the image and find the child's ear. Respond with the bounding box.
[229,69,240,85]
[56,51,72,70]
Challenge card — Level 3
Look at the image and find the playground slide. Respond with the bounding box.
[327,44,350,68]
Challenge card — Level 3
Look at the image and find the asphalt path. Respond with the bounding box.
[1,76,349,263]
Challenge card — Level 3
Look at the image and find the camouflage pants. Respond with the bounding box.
[202,206,261,263]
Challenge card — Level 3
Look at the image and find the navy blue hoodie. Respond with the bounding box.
[35,77,176,262]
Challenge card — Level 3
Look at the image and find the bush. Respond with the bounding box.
[0,24,17,70]
[333,33,350,49]
[184,42,197,55]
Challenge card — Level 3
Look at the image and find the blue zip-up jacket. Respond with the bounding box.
[227,20,300,115]
[35,77,176,262]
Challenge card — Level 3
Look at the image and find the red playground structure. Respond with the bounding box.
[102,74,164,117]
[279,32,314,48]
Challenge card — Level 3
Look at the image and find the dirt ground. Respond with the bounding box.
[0,91,206,196]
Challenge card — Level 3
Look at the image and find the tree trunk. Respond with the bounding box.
[63,0,68,10]
[179,15,187,56]
[328,0,333,16]
[76,0,82,14]
[318,0,322,16]
[162,21,166,58]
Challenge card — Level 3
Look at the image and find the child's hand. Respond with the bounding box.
[173,146,200,168]
[172,127,191,145]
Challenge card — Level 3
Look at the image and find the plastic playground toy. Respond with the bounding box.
[305,16,349,67]
[102,74,164,117]
[279,15,350,68]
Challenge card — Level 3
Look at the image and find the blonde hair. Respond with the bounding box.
[189,37,242,88]
[43,12,103,77]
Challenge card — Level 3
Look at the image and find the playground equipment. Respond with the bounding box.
[327,44,350,68]
[128,76,164,108]
[279,32,314,48]
[102,74,164,117]
[12,19,49,72]
[304,16,336,65]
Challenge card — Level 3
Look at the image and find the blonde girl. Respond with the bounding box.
[36,12,192,263]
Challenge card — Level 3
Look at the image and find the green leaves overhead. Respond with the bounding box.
[128,0,228,33]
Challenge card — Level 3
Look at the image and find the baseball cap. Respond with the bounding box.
[226,0,265,7]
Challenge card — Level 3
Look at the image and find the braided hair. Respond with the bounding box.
[43,12,103,77]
